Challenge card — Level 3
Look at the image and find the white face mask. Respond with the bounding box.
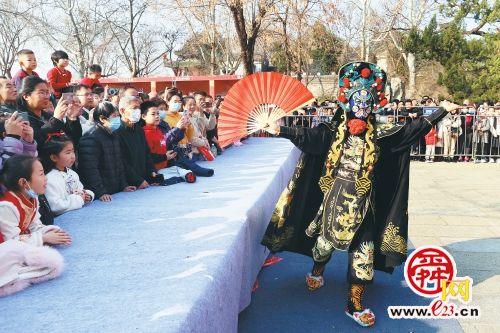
[128,108,141,123]
[170,102,182,112]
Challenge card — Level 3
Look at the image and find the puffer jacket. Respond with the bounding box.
[78,124,127,198]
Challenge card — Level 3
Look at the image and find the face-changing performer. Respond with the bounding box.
[261,61,460,327]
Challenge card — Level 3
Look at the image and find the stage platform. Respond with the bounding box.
[0,138,300,333]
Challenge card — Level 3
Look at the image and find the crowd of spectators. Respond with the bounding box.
[0,49,224,295]
[284,96,500,163]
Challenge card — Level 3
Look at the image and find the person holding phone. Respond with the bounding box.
[16,76,82,152]
[0,112,37,171]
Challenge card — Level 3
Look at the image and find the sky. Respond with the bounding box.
[17,0,497,80]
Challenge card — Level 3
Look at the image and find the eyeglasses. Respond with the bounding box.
[75,93,93,97]
[34,91,51,97]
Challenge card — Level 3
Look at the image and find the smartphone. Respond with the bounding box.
[182,110,189,117]
[61,92,74,103]
[17,112,29,121]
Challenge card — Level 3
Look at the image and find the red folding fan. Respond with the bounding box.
[218,72,315,147]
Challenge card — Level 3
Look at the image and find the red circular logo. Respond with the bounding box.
[404,246,456,297]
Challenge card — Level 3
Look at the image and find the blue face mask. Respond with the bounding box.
[25,184,37,199]
[108,117,121,132]
[159,110,167,119]
[170,102,182,112]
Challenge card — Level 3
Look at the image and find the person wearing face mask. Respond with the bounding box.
[0,155,68,296]
[0,155,71,245]
[115,96,158,190]
[78,102,136,202]
[163,92,214,177]
[164,91,195,156]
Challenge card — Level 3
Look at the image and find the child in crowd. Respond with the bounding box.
[141,101,196,184]
[42,135,94,215]
[115,96,159,188]
[78,102,136,202]
[80,64,104,94]
[424,126,438,162]
[11,49,39,93]
[46,50,73,99]
[164,92,214,177]
[0,155,69,296]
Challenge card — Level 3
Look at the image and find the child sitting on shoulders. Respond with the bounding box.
[141,101,196,184]
[42,134,94,215]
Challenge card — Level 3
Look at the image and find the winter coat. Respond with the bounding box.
[164,112,195,146]
[23,109,82,150]
[143,124,184,170]
[46,67,72,98]
[189,114,210,153]
[441,113,462,136]
[0,192,60,247]
[0,239,64,297]
[0,136,37,171]
[114,121,156,186]
[45,168,94,216]
[425,127,438,145]
[11,69,40,93]
[78,124,128,198]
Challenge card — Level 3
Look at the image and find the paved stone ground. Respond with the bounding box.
[409,162,500,333]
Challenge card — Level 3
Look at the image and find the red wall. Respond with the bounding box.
[100,75,242,97]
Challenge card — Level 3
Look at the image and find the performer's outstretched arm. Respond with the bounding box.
[383,102,460,153]
[265,123,334,155]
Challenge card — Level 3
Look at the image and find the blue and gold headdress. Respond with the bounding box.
[337,62,388,115]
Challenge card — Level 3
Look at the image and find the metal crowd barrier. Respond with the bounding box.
[250,113,500,162]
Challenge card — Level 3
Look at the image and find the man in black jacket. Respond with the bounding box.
[115,96,157,189]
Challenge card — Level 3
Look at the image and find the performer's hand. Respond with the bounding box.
[440,101,461,113]
[263,121,280,135]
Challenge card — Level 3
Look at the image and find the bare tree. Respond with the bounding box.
[0,1,38,78]
[174,0,220,74]
[100,0,166,77]
[378,0,437,98]
[162,29,185,76]
[32,0,114,77]
[226,0,275,75]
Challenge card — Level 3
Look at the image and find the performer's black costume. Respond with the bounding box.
[261,62,447,327]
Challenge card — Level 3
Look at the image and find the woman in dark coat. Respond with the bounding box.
[16,76,82,151]
[78,102,136,202]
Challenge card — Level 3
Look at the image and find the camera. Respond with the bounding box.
[108,87,119,96]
